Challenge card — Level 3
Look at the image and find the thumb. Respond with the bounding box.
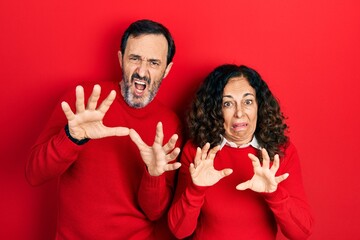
[129,129,145,148]
[102,127,129,137]
[221,168,233,177]
[189,163,196,175]
[113,127,130,137]
[236,181,251,191]
[275,173,290,184]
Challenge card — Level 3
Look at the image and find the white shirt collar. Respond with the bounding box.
[219,135,261,150]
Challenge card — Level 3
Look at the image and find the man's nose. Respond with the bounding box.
[137,60,149,77]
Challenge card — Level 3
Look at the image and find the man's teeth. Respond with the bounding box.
[135,81,146,90]
[135,80,146,86]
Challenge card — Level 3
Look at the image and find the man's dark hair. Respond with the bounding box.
[120,19,175,65]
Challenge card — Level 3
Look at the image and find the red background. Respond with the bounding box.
[1,0,359,239]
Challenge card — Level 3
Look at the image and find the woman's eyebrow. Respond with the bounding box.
[244,93,255,97]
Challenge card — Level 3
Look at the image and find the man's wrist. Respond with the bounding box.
[64,124,90,145]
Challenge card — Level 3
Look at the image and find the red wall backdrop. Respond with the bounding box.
[1,0,359,239]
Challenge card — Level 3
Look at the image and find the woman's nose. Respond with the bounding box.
[234,106,243,118]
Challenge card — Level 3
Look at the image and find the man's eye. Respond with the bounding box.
[129,57,140,62]
[149,61,160,67]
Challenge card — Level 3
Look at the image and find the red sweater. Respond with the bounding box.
[168,141,313,240]
[26,81,182,240]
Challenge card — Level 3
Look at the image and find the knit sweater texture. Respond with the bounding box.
[168,140,313,240]
[27,81,182,240]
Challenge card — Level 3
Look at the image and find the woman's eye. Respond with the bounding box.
[223,102,233,108]
[244,99,253,105]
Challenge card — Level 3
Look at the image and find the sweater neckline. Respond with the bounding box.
[115,84,158,117]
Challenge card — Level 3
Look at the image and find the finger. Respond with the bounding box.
[270,154,280,174]
[163,162,182,172]
[189,163,196,175]
[261,148,270,169]
[189,163,201,182]
[236,180,251,191]
[97,90,116,114]
[207,145,220,160]
[104,127,130,137]
[275,173,289,184]
[165,147,181,162]
[201,143,210,160]
[154,122,164,145]
[129,129,146,149]
[163,134,178,154]
[194,147,202,168]
[61,101,76,121]
[248,153,261,168]
[75,85,85,113]
[87,84,101,110]
[220,168,233,177]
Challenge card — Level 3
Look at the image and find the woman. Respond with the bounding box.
[168,64,313,239]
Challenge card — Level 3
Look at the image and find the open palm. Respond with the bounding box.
[236,148,289,193]
[190,143,233,187]
[129,122,181,176]
[61,84,129,140]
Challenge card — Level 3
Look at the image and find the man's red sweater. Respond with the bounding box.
[26,81,182,240]
[168,141,313,240]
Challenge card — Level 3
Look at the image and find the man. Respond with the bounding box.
[26,19,182,239]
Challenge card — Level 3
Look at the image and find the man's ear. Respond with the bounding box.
[118,51,123,68]
[163,62,173,79]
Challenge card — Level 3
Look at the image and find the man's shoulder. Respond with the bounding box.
[151,98,178,117]
[80,81,118,91]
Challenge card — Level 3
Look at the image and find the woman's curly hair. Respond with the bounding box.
[187,64,288,159]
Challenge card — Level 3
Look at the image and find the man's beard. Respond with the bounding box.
[120,73,161,109]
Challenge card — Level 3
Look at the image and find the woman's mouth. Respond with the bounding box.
[232,122,248,131]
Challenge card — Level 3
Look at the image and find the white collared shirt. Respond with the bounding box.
[219,135,261,150]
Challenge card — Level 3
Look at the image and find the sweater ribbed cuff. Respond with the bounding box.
[261,186,289,203]
[141,166,166,188]
[188,181,208,197]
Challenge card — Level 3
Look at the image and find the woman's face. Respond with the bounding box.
[222,76,258,145]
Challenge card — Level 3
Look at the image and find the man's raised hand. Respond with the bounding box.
[61,84,129,140]
[129,122,181,176]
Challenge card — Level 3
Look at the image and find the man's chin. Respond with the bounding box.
[126,97,149,109]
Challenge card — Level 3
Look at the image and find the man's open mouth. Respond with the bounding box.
[134,80,146,91]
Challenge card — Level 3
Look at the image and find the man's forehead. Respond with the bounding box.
[125,34,168,60]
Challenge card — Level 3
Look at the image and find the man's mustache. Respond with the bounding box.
[132,73,150,84]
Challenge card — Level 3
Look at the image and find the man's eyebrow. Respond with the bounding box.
[128,54,161,63]
[147,58,161,63]
[128,54,140,58]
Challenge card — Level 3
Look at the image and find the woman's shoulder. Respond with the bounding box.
[182,140,198,155]
[279,140,301,169]
[281,139,297,154]
[183,139,197,149]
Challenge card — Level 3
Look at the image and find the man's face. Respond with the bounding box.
[118,34,173,108]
